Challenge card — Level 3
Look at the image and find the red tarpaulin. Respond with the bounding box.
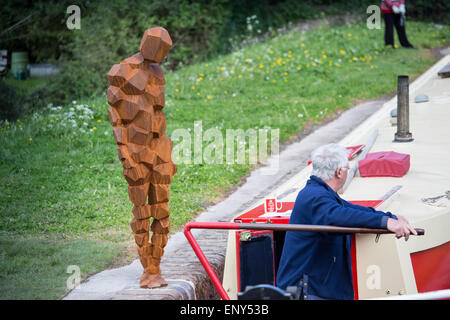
[358,151,410,177]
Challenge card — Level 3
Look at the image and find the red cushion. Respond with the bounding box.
[358,151,410,177]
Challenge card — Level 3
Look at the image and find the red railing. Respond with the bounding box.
[183,221,424,300]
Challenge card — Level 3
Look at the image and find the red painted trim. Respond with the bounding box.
[235,231,241,293]
[234,202,294,223]
[411,241,450,293]
[351,200,384,208]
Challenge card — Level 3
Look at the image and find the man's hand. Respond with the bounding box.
[399,4,406,15]
[387,216,417,241]
[392,5,401,14]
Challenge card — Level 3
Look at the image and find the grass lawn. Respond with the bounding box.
[0,20,448,299]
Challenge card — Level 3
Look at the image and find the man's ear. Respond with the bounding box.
[335,168,341,178]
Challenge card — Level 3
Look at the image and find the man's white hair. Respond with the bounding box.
[310,144,349,180]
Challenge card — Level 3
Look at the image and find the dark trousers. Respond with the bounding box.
[383,13,413,48]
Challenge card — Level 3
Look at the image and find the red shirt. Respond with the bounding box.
[381,0,405,14]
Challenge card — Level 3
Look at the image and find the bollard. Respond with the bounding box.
[394,75,414,142]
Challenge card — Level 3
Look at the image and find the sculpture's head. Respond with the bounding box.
[139,27,172,63]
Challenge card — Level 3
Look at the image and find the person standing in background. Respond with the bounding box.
[381,0,414,48]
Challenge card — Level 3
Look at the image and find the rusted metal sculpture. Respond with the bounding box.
[106,27,177,288]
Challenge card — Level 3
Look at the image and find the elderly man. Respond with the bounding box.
[276,144,416,300]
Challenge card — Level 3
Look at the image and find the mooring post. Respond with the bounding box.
[394,75,414,142]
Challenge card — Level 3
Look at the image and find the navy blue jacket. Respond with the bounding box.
[276,175,397,299]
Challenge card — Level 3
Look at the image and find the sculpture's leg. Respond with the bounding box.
[139,215,170,288]
[127,182,157,288]
[139,161,173,288]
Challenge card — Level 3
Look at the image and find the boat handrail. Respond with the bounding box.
[184,221,424,300]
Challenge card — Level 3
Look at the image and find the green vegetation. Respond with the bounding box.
[0,236,123,299]
[0,20,449,299]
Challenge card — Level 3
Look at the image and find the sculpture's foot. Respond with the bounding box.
[140,271,168,289]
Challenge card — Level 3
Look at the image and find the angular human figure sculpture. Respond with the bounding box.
[106,27,177,288]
